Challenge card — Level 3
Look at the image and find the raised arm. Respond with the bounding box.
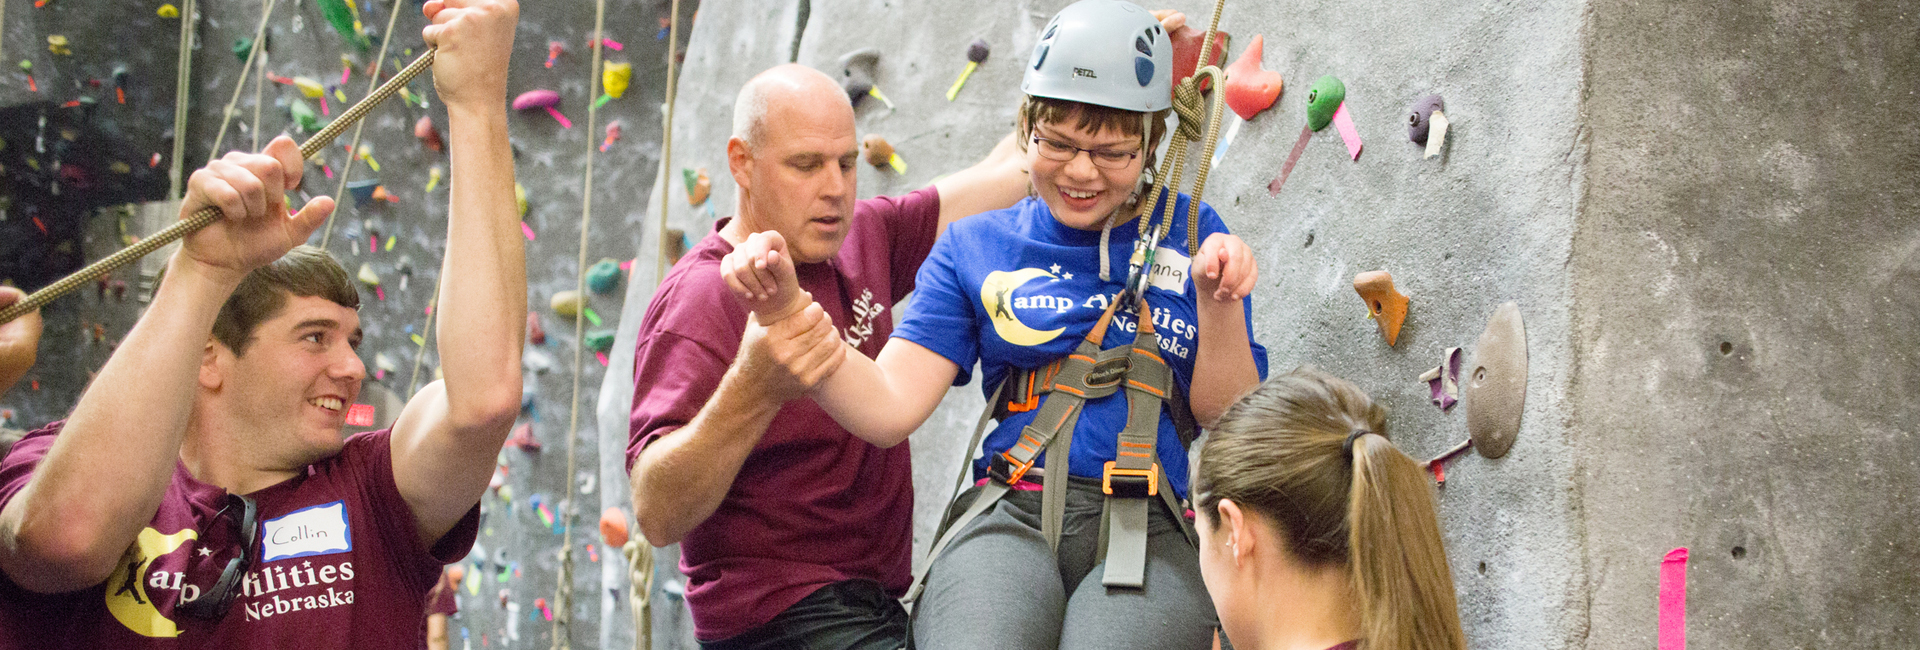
[0,287,43,396]
[931,132,1028,234]
[388,0,525,549]
[0,138,332,593]
[1188,232,1261,426]
[719,231,957,447]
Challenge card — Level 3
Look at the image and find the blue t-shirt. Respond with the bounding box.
[893,194,1268,497]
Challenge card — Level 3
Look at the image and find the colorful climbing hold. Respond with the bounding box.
[292,76,326,99]
[415,116,443,151]
[583,329,616,353]
[837,49,881,106]
[347,179,382,208]
[289,100,322,132]
[600,121,622,152]
[514,182,528,218]
[426,165,444,192]
[683,168,710,206]
[1352,270,1409,347]
[511,89,572,128]
[357,262,380,287]
[527,312,546,345]
[545,41,565,68]
[46,36,71,57]
[599,508,630,547]
[157,3,179,18]
[1223,35,1282,121]
[602,61,631,100]
[550,290,586,319]
[1306,75,1345,132]
[946,39,991,101]
[316,0,371,49]
[1169,25,1229,93]
[586,258,624,295]
[862,135,894,168]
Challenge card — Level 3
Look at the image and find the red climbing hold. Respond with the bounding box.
[1224,35,1282,120]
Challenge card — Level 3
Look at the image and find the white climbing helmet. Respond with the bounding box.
[1022,0,1173,114]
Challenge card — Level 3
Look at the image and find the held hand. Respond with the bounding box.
[177,135,334,281]
[719,231,806,323]
[422,0,518,108]
[738,303,847,402]
[1149,9,1187,32]
[1193,233,1258,303]
[0,286,43,394]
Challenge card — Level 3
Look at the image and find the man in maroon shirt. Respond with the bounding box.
[0,0,524,646]
[626,64,1028,649]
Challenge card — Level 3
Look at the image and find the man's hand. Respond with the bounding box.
[737,303,845,403]
[0,287,42,395]
[720,231,807,324]
[1150,9,1187,32]
[177,135,333,282]
[1193,232,1257,303]
[422,0,517,109]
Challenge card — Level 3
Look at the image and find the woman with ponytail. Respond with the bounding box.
[1193,368,1467,650]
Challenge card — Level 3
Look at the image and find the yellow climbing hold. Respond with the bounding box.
[46,36,71,56]
[514,182,528,218]
[602,62,632,99]
[157,3,179,18]
[293,76,326,99]
[550,290,586,319]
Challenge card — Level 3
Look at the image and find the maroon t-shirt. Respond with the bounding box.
[0,423,479,648]
[627,187,941,641]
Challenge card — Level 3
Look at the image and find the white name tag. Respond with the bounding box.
[261,501,353,562]
[1147,246,1193,294]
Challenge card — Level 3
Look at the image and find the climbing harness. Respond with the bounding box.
[909,0,1234,603]
[0,49,437,326]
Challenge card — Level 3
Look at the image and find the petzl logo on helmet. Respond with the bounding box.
[1074,67,1098,79]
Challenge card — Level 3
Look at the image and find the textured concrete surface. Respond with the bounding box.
[1574,1,1920,647]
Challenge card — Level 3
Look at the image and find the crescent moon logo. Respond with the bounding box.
[105,527,198,637]
[981,268,1066,347]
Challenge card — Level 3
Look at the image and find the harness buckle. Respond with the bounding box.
[1101,461,1158,498]
[990,452,1039,485]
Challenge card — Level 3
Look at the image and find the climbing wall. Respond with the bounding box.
[0,0,696,648]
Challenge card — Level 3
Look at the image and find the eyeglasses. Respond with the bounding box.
[177,493,258,620]
[1030,135,1141,170]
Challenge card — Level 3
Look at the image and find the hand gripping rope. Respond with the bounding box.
[0,49,438,326]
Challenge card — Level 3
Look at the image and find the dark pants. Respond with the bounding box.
[700,580,908,650]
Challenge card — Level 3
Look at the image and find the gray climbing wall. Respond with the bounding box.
[0,0,695,648]
[595,1,1920,649]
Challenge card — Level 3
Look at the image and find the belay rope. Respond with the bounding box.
[0,49,439,326]
[909,0,1235,603]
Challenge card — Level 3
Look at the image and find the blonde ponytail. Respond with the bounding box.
[1196,368,1467,650]
[1347,433,1467,650]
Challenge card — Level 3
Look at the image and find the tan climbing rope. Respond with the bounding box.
[318,0,411,249]
[1126,0,1230,273]
[0,50,438,326]
[208,0,278,161]
[654,0,682,288]
[167,0,197,200]
[550,0,616,645]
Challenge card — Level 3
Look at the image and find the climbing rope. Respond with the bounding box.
[0,49,438,326]
[654,0,682,288]
[207,0,279,161]
[251,47,270,150]
[167,0,197,200]
[550,0,615,645]
[404,280,439,396]
[1121,0,1230,296]
[318,0,410,249]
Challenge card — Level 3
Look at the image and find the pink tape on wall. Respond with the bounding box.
[1332,103,1363,160]
[1658,547,1689,650]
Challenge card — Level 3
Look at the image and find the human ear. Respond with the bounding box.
[1218,499,1251,566]
[726,137,754,192]
[199,340,225,390]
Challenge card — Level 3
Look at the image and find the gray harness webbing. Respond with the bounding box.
[906,295,1194,603]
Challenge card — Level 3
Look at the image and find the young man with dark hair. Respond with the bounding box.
[0,0,524,646]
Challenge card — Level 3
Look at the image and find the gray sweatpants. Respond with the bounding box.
[912,478,1218,650]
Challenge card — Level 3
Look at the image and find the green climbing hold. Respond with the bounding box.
[232,37,261,62]
[1306,75,1345,132]
[586,258,624,295]
[316,0,371,50]
[584,329,617,353]
[289,100,324,133]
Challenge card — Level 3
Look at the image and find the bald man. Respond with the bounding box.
[626,64,1027,649]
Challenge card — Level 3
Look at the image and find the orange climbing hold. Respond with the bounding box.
[1224,35,1282,120]
[1168,25,1228,94]
[1352,270,1410,347]
[600,507,630,547]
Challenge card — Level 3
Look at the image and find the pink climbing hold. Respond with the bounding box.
[512,89,572,128]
